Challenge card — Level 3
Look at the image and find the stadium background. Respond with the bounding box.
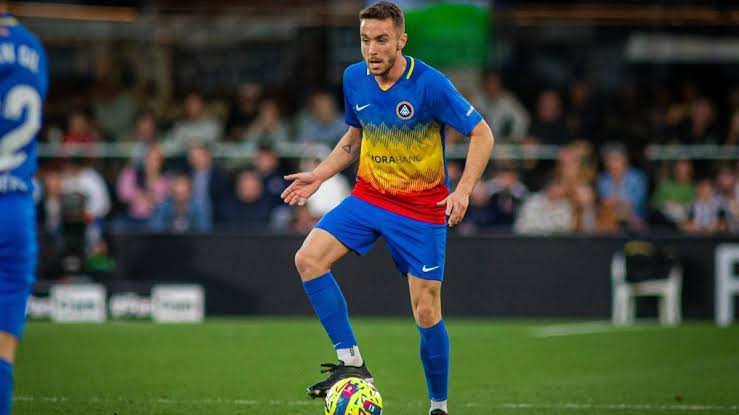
[7,1,739,414]
[17,0,739,318]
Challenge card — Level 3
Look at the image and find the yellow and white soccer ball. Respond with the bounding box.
[324,377,383,415]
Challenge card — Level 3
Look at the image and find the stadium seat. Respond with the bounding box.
[611,251,682,326]
[715,244,739,326]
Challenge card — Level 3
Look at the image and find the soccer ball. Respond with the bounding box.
[324,377,383,415]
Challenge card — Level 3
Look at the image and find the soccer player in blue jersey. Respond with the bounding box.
[0,3,48,414]
[282,2,494,413]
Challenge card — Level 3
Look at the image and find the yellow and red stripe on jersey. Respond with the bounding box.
[351,120,448,224]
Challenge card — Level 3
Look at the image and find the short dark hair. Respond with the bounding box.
[359,1,404,32]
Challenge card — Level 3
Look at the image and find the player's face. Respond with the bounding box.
[360,18,407,76]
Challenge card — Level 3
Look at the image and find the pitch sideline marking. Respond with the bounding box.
[530,321,660,338]
[13,396,739,412]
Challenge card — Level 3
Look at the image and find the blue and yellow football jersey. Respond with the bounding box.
[343,55,482,224]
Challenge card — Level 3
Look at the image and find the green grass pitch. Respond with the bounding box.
[13,318,739,414]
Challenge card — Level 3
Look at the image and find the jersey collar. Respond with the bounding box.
[367,55,416,92]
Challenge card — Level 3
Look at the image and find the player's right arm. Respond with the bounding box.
[281,126,361,206]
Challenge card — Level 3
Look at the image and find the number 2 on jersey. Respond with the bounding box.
[0,85,41,172]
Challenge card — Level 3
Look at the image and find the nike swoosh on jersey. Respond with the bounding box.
[422,265,440,272]
[355,104,371,111]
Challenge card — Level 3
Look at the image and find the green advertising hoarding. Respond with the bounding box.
[402,1,490,68]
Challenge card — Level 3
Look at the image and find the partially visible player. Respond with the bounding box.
[281,2,494,414]
[0,2,48,414]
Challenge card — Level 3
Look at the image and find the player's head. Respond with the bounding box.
[359,1,407,76]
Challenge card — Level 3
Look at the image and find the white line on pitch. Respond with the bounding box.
[530,321,658,338]
[13,396,739,412]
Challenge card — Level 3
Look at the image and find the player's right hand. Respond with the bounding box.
[281,172,323,206]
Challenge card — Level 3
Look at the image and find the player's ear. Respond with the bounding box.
[398,32,408,50]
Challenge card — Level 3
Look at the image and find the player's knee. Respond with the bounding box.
[415,303,440,328]
[294,249,324,280]
[294,249,311,275]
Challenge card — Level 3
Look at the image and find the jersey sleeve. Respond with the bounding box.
[342,68,360,128]
[429,73,483,136]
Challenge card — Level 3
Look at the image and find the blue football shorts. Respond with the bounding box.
[316,195,447,281]
[0,195,37,338]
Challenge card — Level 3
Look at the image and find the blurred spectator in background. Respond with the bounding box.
[297,90,346,146]
[665,82,700,130]
[682,178,727,234]
[605,82,650,152]
[597,142,647,228]
[225,82,262,141]
[63,111,99,144]
[514,178,573,235]
[566,80,599,141]
[472,70,529,142]
[37,170,65,239]
[37,168,91,279]
[553,142,595,197]
[136,79,169,121]
[165,92,222,154]
[301,157,351,220]
[116,144,170,230]
[726,110,739,145]
[61,158,111,224]
[457,181,495,235]
[650,159,695,229]
[517,137,550,190]
[36,169,67,279]
[243,98,289,144]
[715,165,739,232]
[254,144,289,209]
[572,183,597,233]
[92,80,137,142]
[61,158,110,254]
[127,112,159,166]
[292,205,318,234]
[673,97,720,144]
[150,174,211,233]
[488,167,528,229]
[223,169,272,227]
[187,143,229,224]
[596,199,622,234]
[446,160,463,191]
[529,89,570,145]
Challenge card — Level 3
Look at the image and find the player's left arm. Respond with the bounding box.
[437,120,495,226]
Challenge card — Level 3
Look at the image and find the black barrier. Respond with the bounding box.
[110,234,739,318]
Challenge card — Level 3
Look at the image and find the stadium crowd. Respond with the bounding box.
[33,69,739,277]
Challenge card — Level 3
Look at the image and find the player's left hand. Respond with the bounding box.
[437,190,470,227]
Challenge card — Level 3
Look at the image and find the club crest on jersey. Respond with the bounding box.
[396,101,414,120]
